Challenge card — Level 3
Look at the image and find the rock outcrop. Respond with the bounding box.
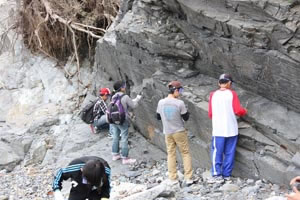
[95,0,300,184]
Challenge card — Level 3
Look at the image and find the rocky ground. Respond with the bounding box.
[0,125,292,200]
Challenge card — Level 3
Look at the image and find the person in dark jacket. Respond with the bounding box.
[52,156,111,200]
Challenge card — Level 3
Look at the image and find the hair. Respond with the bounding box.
[168,85,177,94]
[113,80,125,92]
[219,79,231,84]
[82,160,106,190]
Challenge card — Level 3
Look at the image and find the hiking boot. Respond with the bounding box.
[207,176,224,184]
[90,124,95,134]
[122,158,136,165]
[112,155,121,161]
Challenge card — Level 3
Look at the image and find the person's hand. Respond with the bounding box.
[136,95,142,101]
[54,190,64,200]
[291,176,300,185]
[286,176,300,200]
[100,198,109,200]
[286,192,300,200]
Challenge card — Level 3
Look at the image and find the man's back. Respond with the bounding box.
[209,89,245,137]
[157,97,186,135]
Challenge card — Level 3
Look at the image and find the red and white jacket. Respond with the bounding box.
[208,89,247,137]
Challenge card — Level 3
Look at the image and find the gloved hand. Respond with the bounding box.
[100,198,109,200]
[54,190,64,200]
[136,95,142,101]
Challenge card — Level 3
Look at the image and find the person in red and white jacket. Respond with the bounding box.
[208,74,247,182]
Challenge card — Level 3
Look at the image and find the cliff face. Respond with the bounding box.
[95,0,300,184]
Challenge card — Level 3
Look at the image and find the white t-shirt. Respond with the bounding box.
[157,97,187,135]
[208,89,247,137]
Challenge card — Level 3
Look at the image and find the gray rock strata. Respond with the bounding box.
[95,0,300,185]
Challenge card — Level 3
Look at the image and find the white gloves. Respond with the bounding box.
[136,95,142,101]
[54,190,64,200]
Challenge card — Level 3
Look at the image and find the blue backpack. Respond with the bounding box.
[107,94,126,125]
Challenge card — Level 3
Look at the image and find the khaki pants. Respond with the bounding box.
[165,130,193,180]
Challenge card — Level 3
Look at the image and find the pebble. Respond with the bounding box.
[0,145,291,200]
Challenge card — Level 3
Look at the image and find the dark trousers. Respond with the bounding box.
[68,185,101,200]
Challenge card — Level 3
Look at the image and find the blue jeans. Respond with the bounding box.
[111,121,129,158]
[94,115,109,130]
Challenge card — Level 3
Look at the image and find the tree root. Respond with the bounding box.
[18,0,120,84]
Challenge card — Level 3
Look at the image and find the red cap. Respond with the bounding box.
[99,88,111,95]
[168,81,182,89]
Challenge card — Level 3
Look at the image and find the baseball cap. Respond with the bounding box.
[219,74,234,82]
[167,81,182,89]
[113,81,126,91]
[99,88,111,96]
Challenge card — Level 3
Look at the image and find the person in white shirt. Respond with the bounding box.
[208,74,247,182]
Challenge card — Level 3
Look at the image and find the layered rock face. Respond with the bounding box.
[95,0,300,184]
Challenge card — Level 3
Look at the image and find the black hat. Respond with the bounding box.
[113,81,126,91]
[219,74,234,82]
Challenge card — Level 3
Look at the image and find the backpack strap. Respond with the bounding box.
[113,94,126,102]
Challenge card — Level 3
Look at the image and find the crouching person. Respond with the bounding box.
[52,156,111,200]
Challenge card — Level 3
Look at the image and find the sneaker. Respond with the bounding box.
[90,124,95,134]
[107,133,113,138]
[181,179,194,187]
[112,155,121,161]
[185,179,194,185]
[223,176,231,181]
[122,158,136,165]
[94,126,100,134]
[164,179,179,186]
[207,176,224,184]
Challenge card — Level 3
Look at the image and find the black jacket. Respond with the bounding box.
[52,156,111,198]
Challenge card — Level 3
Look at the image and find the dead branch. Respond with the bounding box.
[73,22,106,33]
[41,0,104,39]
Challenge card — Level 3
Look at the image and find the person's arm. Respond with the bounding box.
[124,95,141,109]
[52,163,85,191]
[180,101,189,121]
[156,101,161,120]
[208,92,214,119]
[285,176,300,200]
[181,112,189,121]
[99,99,108,114]
[93,99,101,117]
[231,90,247,117]
[290,176,300,185]
[156,113,161,120]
